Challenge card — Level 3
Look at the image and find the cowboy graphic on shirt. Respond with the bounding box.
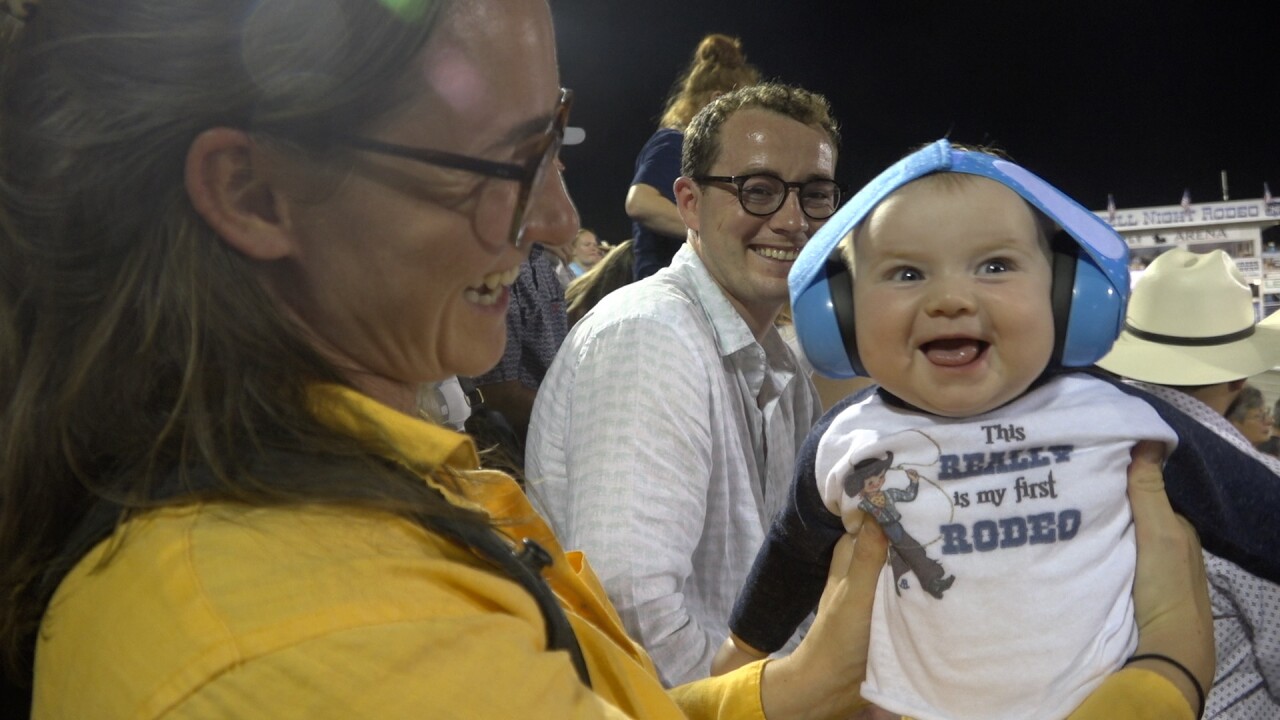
[843,452,955,599]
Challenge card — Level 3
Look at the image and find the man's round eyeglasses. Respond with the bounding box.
[337,88,574,247]
[693,173,843,220]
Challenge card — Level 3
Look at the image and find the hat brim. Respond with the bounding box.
[1096,319,1280,385]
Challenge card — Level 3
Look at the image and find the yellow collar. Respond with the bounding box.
[308,383,483,509]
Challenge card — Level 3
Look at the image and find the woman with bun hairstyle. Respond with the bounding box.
[625,33,759,280]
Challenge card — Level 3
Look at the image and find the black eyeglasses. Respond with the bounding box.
[694,173,843,220]
[337,88,574,247]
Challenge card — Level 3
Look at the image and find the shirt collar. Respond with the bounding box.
[306,383,588,582]
[668,244,768,359]
[308,383,482,507]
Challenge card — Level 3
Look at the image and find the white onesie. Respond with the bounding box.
[815,373,1177,720]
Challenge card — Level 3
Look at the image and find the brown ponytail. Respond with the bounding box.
[659,33,761,130]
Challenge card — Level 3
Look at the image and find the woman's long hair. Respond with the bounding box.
[0,0,494,684]
[658,33,760,130]
[566,239,635,326]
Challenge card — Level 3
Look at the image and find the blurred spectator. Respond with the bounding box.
[1226,384,1273,448]
[567,227,605,276]
[1256,397,1280,457]
[565,238,635,326]
[543,238,577,290]
[626,33,759,281]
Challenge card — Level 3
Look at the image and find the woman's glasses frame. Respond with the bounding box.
[337,88,574,247]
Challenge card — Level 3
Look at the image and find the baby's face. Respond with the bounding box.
[852,175,1055,418]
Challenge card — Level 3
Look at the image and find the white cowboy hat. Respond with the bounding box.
[1096,247,1280,385]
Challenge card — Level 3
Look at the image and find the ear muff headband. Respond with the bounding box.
[789,138,1130,378]
[1049,232,1079,366]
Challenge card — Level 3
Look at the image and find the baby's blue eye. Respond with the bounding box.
[891,267,924,281]
[979,259,1012,274]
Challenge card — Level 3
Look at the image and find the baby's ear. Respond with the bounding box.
[184,128,294,261]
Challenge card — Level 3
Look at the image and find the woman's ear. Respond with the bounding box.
[184,128,293,260]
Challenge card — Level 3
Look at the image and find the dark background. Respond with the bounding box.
[552,1,1279,244]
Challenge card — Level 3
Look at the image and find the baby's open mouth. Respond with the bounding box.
[921,338,988,366]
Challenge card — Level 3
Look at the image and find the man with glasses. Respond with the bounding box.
[526,83,840,685]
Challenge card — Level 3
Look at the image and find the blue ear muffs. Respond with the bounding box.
[789,139,1130,378]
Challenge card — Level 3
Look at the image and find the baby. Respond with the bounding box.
[721,140,1177,720]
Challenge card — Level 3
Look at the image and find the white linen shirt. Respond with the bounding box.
[525,244,820,686]
[1129,381,1280,718]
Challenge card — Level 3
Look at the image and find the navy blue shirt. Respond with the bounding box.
[630,128,686,281]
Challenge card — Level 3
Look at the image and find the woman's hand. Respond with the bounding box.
[759,514,888,720]
[1126,440,1214,713]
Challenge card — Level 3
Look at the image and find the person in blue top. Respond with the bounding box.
[625,33,759,280]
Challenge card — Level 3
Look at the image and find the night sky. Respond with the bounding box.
[552,0,1279,244]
